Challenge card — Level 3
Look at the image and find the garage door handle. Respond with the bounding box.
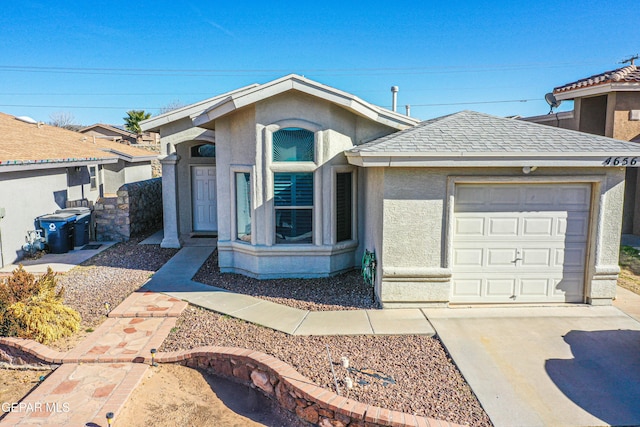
[512,257,522,263]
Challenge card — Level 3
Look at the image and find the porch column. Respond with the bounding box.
[160,153,181,248]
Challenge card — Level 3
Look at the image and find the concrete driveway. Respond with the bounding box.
[424,305,640,427]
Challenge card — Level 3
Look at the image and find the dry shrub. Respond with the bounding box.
[0,266,81,344]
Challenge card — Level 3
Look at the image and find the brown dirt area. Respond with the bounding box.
[117,363,302,427]
[0,369,52,419]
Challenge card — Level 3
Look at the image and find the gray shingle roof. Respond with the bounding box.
[350,110,640,155]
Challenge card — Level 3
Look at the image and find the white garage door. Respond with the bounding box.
[451,183,590,304]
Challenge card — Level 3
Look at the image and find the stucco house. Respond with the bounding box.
[80,123,138,145]
[142,74,640,307]
[522,63,640,234]
[0,112,156,266]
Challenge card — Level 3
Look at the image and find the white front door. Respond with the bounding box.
[452,183,590,304]
[192,166,217,231]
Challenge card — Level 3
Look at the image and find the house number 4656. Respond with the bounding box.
[603,157,638,166]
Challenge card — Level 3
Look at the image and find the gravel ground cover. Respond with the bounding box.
[44,239,490,426]
[50,236,178,350]
[162,306,491,427]
[176,250,492,426]
[193,250,377,311]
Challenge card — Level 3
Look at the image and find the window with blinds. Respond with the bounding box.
[272,128,314,162]
[274,172,313,243]
[336,172,352,242]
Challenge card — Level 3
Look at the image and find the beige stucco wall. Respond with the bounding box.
[360,167,385,297]
[365,166,625,307]
[103,160,125,194]
[102,160,152,195]
[211,91,397,277]
[613,92,640,141]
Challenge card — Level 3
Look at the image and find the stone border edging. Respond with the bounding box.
[0,338,466,427]
[155,346,467,427]
[0,337,66,365]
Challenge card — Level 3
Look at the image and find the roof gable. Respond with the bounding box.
[553,65,640,100]
[347,110,640,167]
[80,123,136,137]
[190,74,419,131]
[139,84,260,132]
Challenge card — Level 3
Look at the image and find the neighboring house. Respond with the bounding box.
[522,63,640,233]
[141,74,640,307]
[0,112,155,266]
[80,123,161,146]
[80,123,138,144]
[88,137,157,195]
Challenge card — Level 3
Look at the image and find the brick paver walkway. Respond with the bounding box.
[0,290,186,426]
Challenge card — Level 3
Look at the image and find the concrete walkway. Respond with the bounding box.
[143,246,436,336]
[0,242,116,275]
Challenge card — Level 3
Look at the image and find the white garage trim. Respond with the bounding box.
[445,176,602,304]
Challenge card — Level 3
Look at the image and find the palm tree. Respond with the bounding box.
[123,110,151,134]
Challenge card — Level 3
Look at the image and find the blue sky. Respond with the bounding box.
[0,1,636,126]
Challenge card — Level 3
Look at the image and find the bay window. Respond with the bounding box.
[274,172,313,244]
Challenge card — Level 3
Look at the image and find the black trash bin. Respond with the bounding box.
[38,213,75,254]
[56,207,91,247]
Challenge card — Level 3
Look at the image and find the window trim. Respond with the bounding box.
[332,166,357,245]
[263,119,323,246]
[230,165,255,245]
[89,165,98,191]
[273,172,314,244]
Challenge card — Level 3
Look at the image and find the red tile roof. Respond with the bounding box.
[554,65,640,94]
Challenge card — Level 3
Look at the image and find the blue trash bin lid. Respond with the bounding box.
[39,213,76,222]
[55,207,91,215]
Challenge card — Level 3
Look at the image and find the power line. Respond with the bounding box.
[0,85,529,97]
[0,104,159,110]
[408,98,538,107]
[0,98,542,111]
[0,61,606,77]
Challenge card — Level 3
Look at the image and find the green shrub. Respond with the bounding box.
[0,266,80,344]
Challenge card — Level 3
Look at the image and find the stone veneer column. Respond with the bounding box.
[160,153,181,248]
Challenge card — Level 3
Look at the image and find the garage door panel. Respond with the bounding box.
[453,279,482,297]
[453,248,484,267]
[523,217,554,236]
[487,248,518,267]
[560,216,589,239]
[489,187,520,207]
[519,278,549,296]
[452,183,590,304]
[455,217,485,235]
[486,279,516,297]
[556,247,587,269]
[523,187,556,207]
[560,187,591,209]
[455,187,488,208]
[521,248,551,267]
[552,278,584,301]
[489,217,519,235]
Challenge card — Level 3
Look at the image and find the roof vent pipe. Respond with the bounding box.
[391,86,399,112]
[405,105,411,117]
